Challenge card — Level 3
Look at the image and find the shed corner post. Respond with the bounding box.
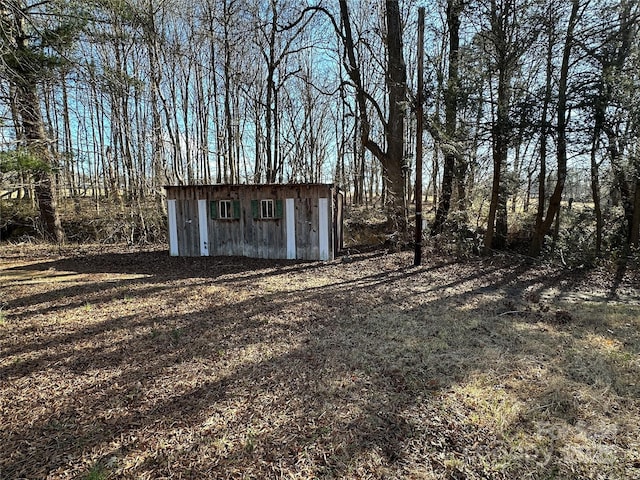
[167,199,179,256]
[318,197,330,261]
[286,198,296,259]
[198,198,209,256]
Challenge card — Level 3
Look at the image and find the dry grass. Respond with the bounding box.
[1,243,639,479]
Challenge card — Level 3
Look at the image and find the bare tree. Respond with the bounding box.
[530,0,582,257]
[480,0,533,252]
[431,0,463,234]
[338,0,409,234]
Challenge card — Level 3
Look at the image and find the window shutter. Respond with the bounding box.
[210,200,218,219]
[251,199,259,219]
[275,199,283,219]
[232,200,241,219]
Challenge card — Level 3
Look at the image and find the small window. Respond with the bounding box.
[211,199,241,219]
[219,200,233,219]
[261,199,274,219]
[251,199,282,219]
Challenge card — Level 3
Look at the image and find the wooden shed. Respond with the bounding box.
[164,184,343,260]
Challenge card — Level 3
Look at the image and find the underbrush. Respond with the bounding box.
[343,205,390,248]
[542,205,640,268]
[0,199,39,241]
[1,197,167,244]
[3,197,638,270]
[419,203,640,267]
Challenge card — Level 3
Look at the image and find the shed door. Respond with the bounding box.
[176,199,200,257]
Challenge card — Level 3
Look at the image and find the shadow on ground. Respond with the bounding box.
[1,248,639,479]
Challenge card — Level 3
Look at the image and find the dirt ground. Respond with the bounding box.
[1,243,639,479]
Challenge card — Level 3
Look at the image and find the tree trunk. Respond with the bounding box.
[484,66,510,253]
[16,79,65,243]
[589,95,604,255]
[530,20,554,256]
[223,1,237,184]
[609,136,635,246]
[530,0,579,257]
[3,6,64,242]
[147,17,166,200]
[338,0,408,235]
[483,0,520,253]
[432,0,462,234]
[383,0,407,231]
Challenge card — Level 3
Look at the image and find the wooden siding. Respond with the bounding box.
[165,184,342,260]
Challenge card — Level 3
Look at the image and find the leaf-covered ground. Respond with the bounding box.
[1,244,639,479]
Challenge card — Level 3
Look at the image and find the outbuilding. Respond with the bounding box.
[165,184,343,260]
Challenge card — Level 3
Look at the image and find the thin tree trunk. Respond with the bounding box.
[530,0,579,257]
[590,115,604,254]
[530,40,551,255]
[432,0,461,234]
[484,65,510,253]
[223,2,236,184]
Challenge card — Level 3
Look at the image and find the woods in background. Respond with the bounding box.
[1,0,639,259]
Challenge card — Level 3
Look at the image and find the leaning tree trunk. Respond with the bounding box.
[529,0,579,257]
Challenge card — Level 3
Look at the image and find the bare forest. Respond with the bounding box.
[0,0,638,260]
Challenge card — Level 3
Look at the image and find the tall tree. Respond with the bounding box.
[432,0,463,234]
[530,0,581,256]
[481,0,532,252]
[251,0,318,183]
[338,0,409,234]
[0,0,79,242]
[588,0,640,249]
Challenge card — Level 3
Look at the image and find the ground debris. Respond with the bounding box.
[1,244,638,479]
